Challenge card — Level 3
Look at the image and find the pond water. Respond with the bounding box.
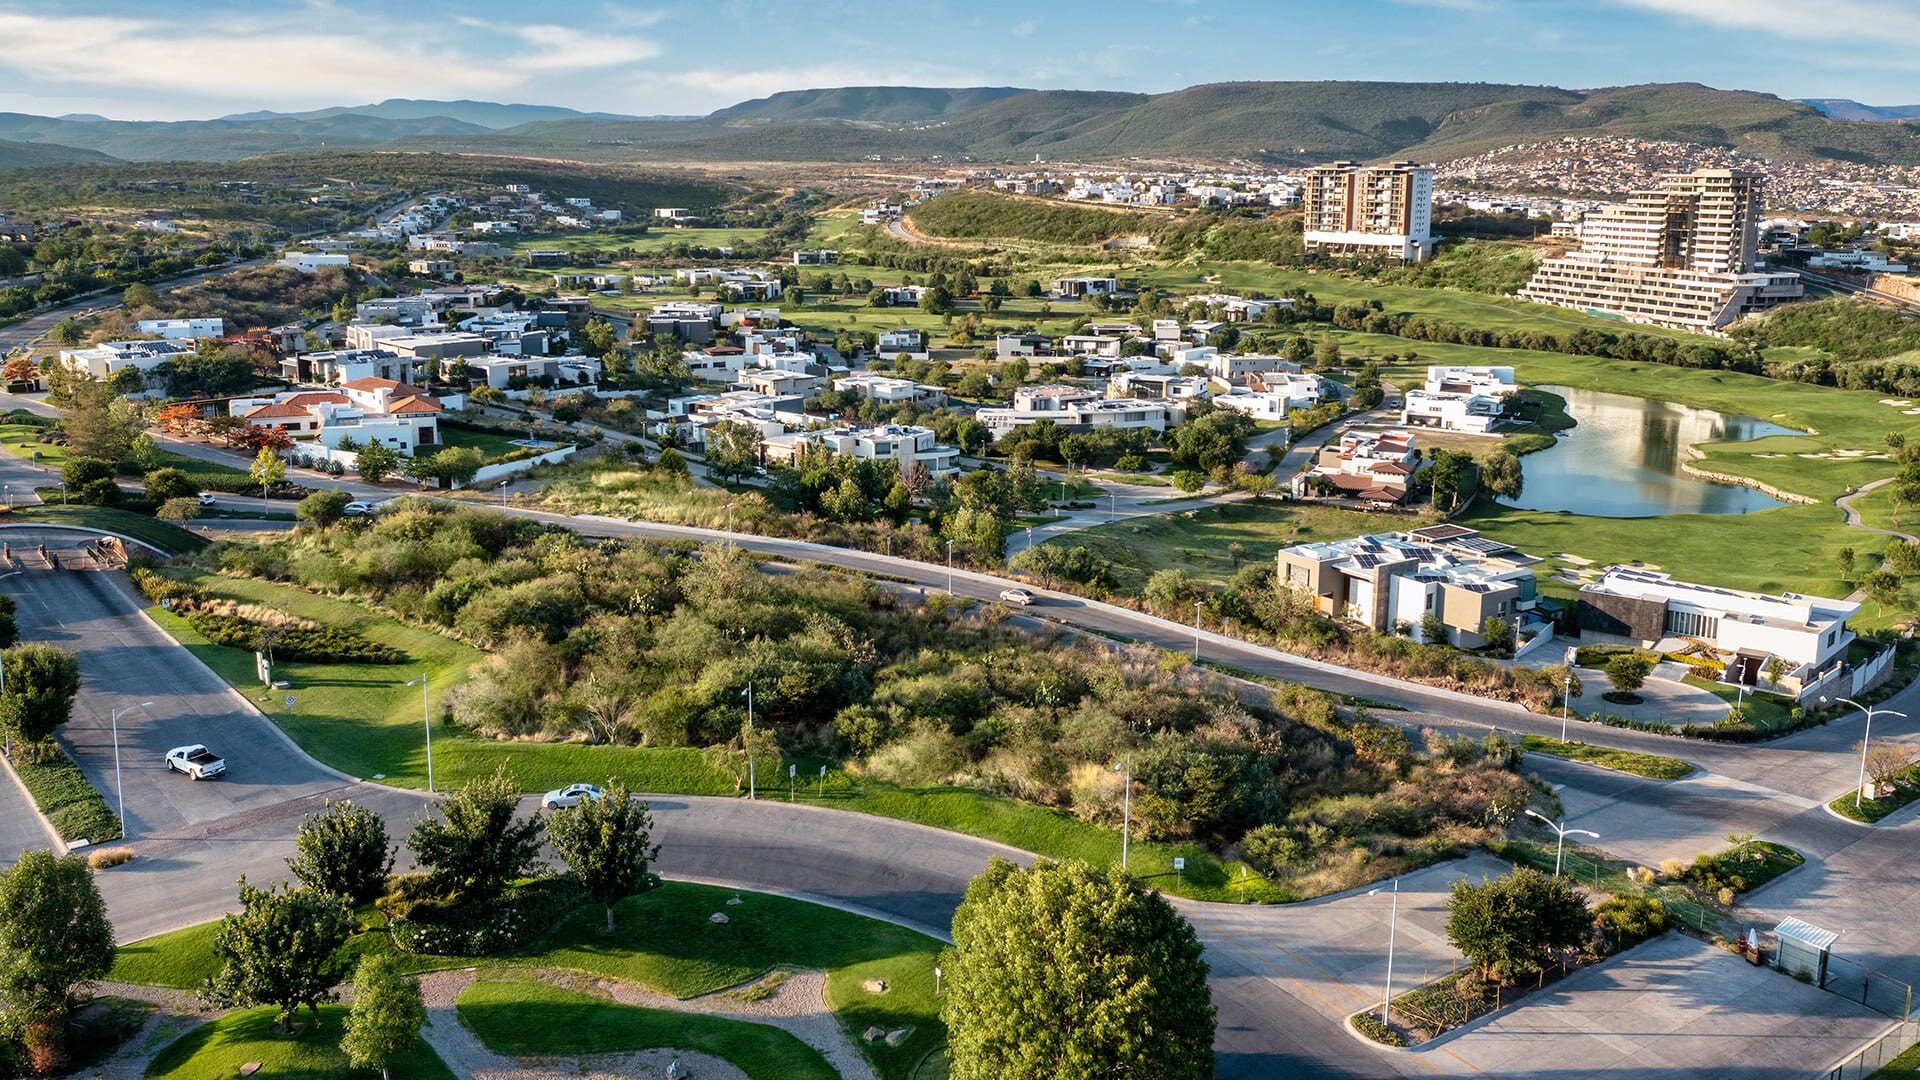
[1495,386,1799,518]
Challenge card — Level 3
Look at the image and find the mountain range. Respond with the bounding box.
[3,83,1920,171]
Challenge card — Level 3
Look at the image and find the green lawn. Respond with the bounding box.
[457,978,838,1080]
[1,504,207,555]
[111,921,221,989]
[437,425,521,460]
[1519,734,1692,779]
[0,423,68,469]
[144,1004,454,1080]
[1033,500,1390,594]
[1681,676,1795,731]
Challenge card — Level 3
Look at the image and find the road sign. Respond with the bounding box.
[1173,857,1185,871]
[285,695,296,708]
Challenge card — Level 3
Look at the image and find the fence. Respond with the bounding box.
[1824,953,1915,1021]
[1823,1019,1920,1079]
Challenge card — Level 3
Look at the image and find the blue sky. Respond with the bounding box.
[3,0,1918,121]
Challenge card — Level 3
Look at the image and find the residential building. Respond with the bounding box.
[1276,525,1544,647]
[877,329,925,358]
[1807,250,1909,274]
[1110,371,1210,401]
[1300,429,1418,504]
[1060,334,1124,357]
[1400,365,1515,434]
[976,384,1175,435]
[1251,371,1328,408]
[1517,169,1805,331]
[135,318,224,340]
[1302,161,1436,262]
[1192,351,1302,382]
[737,368,824,397]
[761,423,962,481]
[57,339,194,381]
[1211,391,1292,422]
[793,250,840,265]
[685,348,749,383]
[654,208,695,221]
[409,258,456,277]
[525,249,570,268]
[1054,276,1119,297]
[1182,293,1294,322]
[1152,319,1183,341]
[281,251,351,273]
[1576,568,1858,693]
[835,373,948,408]
[996,333,1049,359]
[227,379,447,454]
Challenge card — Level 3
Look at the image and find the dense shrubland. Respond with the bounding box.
[178,503,1533,864]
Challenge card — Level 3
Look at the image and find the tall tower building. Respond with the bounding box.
[1518,169,1797,332]
[1302,161,1435,263]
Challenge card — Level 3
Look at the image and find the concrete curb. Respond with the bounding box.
[0,742,68,857]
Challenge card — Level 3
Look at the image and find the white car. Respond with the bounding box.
[197,492,218,505]
[542,783,604,810]
[343,501,376,516]
[998,588,1035,606]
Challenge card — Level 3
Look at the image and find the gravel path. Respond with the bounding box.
[77,982,217,1080]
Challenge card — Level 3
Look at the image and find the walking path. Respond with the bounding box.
[1836,476,1918,603]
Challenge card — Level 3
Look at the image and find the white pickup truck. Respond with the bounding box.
[165,744,226,780]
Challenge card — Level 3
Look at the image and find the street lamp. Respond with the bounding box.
[1841,697,1908,810]
[1110,492,1117,519]
[1193,601,1203,658]
[495,480,509,505]
[1368,879,1400,1027]
[111,701,154,838]
[1524,808,1598,877]
[1114,755,1131,870]
[406,676,434,793]
[946,539,955,596]
[1025,526,1033,554]
[741,682,756,800]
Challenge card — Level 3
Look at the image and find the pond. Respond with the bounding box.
[1495,386,1798,517]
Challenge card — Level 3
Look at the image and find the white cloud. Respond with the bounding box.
[504,23,661,71]
[1011,18,1040,38]
[1606,0,1920,41]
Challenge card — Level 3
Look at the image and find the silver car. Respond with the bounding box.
[542,783,604,809]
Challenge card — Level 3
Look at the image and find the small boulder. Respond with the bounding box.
[239,1066,262,1078]
[864,1027,886,1043]
[885,1029,909,1046]
[710,912,729,924]
[726,896,743,906]
[862,978,887,994]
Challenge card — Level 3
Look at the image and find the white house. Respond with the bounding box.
[1400,365,1515,434]
[835,373,948,408]
[877,329,926,360]
[58,339,195,381]
[977,384,1175,435]
[281,251,351,273]
[227,379,448,455]
[1182,293,1294,322]
[761,423,962,481]
[136,318,224,340]
[1576,568,1859,696]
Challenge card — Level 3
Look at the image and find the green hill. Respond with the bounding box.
[0,137,121,173]
[708,86,1030,123]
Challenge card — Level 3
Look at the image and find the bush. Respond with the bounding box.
[385,875,583,956]
[182,611,406,664]
[12,744,120,842]
[86,847,135,869]
[81,477,122,507]
[61,458,115,491]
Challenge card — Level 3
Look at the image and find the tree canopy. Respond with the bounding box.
[941,858,1215,1080]
[287,799,394,904]
[546,778,661,932]
[405,763,543,904]
[1445,868,1592,984]
[0,851,115,1071]
[207,876,356,1032]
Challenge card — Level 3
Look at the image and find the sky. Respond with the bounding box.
[3,0,1919,122]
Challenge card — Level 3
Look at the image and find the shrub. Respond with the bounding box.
[85,847,134,869]
[386,876,583,956]
[81,477,122,506]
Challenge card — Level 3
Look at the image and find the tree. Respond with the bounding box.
[1418,610,1448,644]
[0,851,115,1072]
[1839,546,1857,581]
[1314,336,1341,369]
[49,319,83,347]
[296,491,352,529]
[143,466,197,504]
[250,446,286,504]
[1445,868,1592,984]
[705,420,763,483]
[158,496,204,528]
[1887,539,1920,577]
[942,858,1215,1080]
[1481,616,1513,653]
[653,446,690,478]
[82,476,122,506]
[355,441,400,483]
[122,282,160,309]
[207,876,355,1033]
[288,800,394,904]
[1480,449,1524,500]
[1426,449,1473,511]
[581,319,617,358]
[1862,569,1906,613]
[546,779,662,933]
[1605,654,1652,694]
[60,457,115,492]
[2,356,38,387]
[2,645,82,744]
[338,953,425,1080]
[419,447,484,489]
[1171,469,1207,493]
[404,763,543,905]
[1861,739,1917,790]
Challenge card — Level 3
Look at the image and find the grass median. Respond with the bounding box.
[1519,735,1693,779]
[144,1004,454,1080]
[0,504,207,554]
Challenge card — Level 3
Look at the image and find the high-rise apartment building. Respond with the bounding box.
[1518,169,1802,332]
[1302,161,1435,263]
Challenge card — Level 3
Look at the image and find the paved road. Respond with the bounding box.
[0,258,274,356]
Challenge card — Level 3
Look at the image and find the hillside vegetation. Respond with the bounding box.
[0,138,121,174]
[708,85,1030,123]
[1384,242,1541,295]
[907,191,1164,244]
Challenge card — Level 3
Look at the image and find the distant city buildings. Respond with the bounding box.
[1518,169,1804,331]
[1302,161,1435,263]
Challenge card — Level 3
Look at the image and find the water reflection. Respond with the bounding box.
[1496,386,1796,518]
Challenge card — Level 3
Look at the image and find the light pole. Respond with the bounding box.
[1368,878,1399,1026]
[495,480,508,505]
[1114,755,1131,871]
[725,501,736,552]
[1525,808,1598,877]
[111,701,154,837]
[1110,492,1117,519]
[406,676,434,793]
[1025,526,1033,554]
[946,540,955,596]
[1561,668,1573,743]
[1842,697,1908,809]
[741,682,756,800]
[1193,601,1203,658]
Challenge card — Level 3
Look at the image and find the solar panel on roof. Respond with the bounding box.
[1353,553,1383,569]
[1454,536,1516,555]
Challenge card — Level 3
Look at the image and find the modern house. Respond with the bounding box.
[57,339,195,381]
[1276,525,1544,647]
[976,384,1175,435]
[1298,430,1419,505]
[228,378,448,455]
[1053,277,1120,297]
[135,318,224,340]
[1576,568,1859,695]
[835,373,948,408]
[760,423,962,481]
[1400,365,1515,434]
[1182,294,1294,322]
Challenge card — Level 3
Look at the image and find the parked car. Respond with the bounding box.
[196,492,218,505]
[542,783,603,809]
[343,501,375,516]
[998,588,1035,606]
[165,744,226,780]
